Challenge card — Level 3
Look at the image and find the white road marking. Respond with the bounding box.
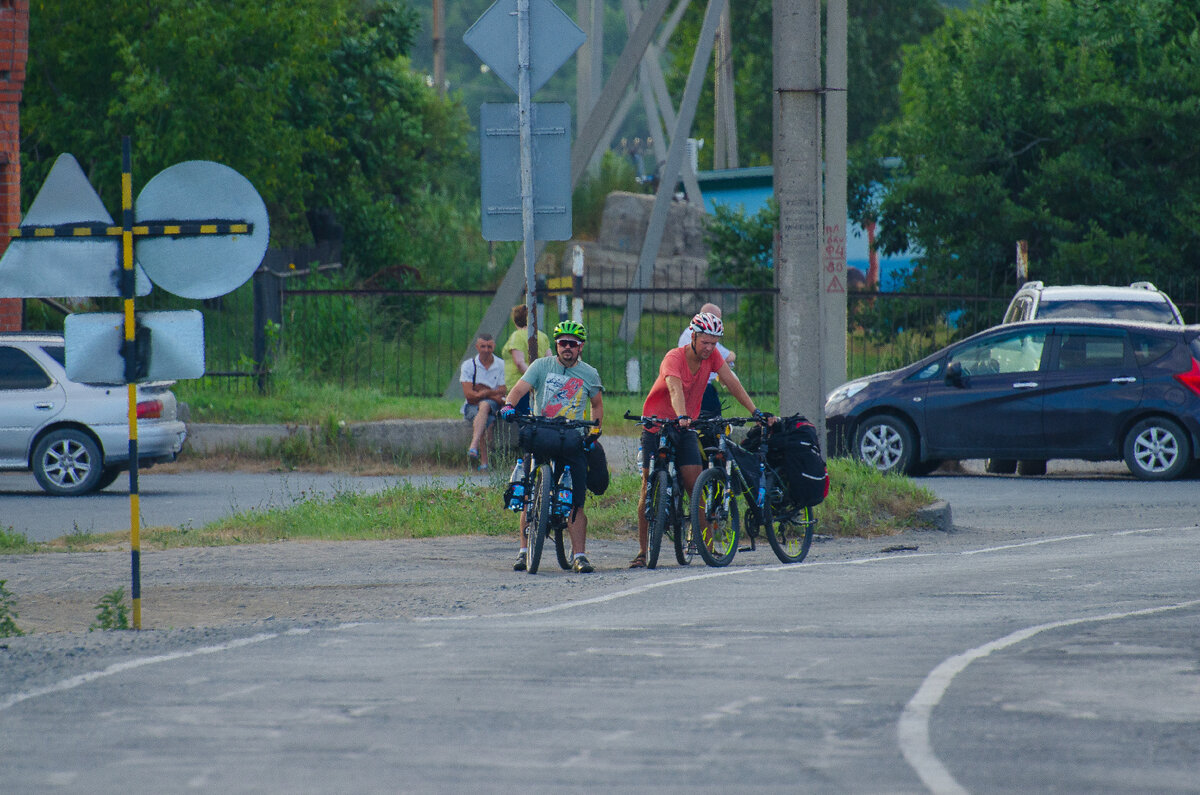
[897,598,1200,795]
[0,632,279,713]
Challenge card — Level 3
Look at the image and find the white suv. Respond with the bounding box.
[1002,281,1184,325]
[0,332,187,495]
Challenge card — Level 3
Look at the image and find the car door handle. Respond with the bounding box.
[1110,376,1137,384]
[35,402,55,410]
[1012,382,1039,389]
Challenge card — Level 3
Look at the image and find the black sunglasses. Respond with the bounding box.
[556,339,581,349]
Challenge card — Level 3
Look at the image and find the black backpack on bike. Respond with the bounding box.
[743,415,829,508]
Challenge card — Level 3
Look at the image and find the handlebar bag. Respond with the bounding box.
[519,424,585,461]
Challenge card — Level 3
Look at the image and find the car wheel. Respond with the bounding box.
[854,415,915,475]
[32,429,105,496]
[1017,460,1047,476]
[1124,417,1191,481]
[984,458,1017,474]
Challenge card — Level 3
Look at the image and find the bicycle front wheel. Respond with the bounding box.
[692,467,739,567]
[554,517,572,570]
[647,470,669,569]
[767,504,816,564]
[526,464,552,574]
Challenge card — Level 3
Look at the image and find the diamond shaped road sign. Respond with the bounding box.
[464,0,586,96]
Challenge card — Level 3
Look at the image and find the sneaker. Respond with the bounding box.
[478,463,490,473]
[571,554,594,573]
[513,553,527,571]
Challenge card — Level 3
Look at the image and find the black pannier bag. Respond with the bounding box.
[743,415,829,507]
[585,439,609,495]
[727,442,762,502]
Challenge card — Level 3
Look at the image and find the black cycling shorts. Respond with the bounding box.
[640,428,703,471]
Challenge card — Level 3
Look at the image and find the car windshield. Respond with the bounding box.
[1037,299,1178,324]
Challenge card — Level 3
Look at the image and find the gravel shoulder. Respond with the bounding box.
[5,534,881,636]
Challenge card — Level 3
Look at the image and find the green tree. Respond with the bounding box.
[705,199,778,349]
[870,0,1200,294]
[22,0,483,292]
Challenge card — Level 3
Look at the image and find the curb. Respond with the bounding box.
[914,499,954,533]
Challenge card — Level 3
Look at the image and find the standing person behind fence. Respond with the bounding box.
[460,333,507,472]
[630,311,769,568]
[501,320,604,574]
[677,302,735,417]
[502,304,551,416]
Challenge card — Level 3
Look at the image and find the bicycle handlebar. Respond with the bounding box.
[510,413,598,430]
[623,410,688,429]
[626,411,769,432]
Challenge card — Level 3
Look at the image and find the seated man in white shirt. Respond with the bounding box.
[459,333,507,471]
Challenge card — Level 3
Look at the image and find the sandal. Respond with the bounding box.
[628,552,646,569]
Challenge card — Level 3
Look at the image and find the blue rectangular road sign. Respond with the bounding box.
[480,102,573,242]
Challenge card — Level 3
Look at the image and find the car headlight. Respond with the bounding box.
[826,381,868,405]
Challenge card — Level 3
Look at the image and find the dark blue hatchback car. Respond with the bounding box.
[826,319,1200,480]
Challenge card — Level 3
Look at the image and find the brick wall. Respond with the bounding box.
[0,1,29,331]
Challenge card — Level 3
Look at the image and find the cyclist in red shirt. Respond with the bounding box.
[630,311,772,567]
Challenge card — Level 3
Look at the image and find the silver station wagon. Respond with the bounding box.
[0,332,187,495]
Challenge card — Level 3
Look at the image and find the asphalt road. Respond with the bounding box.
[3,458,1199,792]
[2,521,1197,792]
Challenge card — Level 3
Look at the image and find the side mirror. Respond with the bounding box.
[945,361,968,388]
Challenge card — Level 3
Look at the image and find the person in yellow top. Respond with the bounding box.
[502,303,551,415]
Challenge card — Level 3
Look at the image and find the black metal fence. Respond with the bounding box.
[159,259,1200,398]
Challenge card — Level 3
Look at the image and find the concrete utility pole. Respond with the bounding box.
[773,0,826,440]
[713,8,738,170]
[432,0,445,96]
[823,0,848,390]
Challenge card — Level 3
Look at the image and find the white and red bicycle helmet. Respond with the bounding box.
[689,311,724,337]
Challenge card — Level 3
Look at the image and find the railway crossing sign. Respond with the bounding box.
[0,153,153,297]
[0,138,268,629]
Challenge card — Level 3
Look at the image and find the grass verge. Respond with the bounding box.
[23,459,936,553]
[178,389,782,437]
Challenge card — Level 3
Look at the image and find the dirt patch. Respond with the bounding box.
[3,536,660,635]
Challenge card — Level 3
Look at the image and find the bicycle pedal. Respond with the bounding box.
[738,545,754,552]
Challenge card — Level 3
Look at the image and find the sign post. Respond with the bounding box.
[465,0,584,359]
[0,138,268,628]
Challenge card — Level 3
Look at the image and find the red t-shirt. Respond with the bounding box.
[642,346,726,420]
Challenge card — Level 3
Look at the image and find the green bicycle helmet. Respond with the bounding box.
[552,319,587,342]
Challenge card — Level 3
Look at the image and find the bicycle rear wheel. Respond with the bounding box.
[767,504,816,564]
[673,482,693,565]
[692,467,739,567]
[647,470,668,569]
[526,464,552,574]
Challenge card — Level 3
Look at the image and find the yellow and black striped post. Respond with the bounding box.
[10,139,256,630]
[121,137,142,629]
